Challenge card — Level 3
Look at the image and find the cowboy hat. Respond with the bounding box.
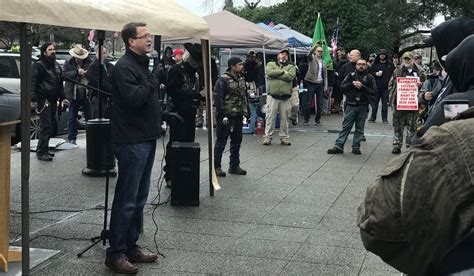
[183,43,202,61]
[69,44,89,59]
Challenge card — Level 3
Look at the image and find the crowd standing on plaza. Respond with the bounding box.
[28,15,474,274]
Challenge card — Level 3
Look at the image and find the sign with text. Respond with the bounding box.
[396,77,419,110]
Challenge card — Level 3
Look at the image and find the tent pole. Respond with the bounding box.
[262,46,268,93]
[201,39,219,195]
[293,47,297,64]
[19,22,32,276]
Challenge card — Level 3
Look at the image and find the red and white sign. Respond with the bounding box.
[396,77,419,110]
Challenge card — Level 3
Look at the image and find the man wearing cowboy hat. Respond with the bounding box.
[63,44,92,144]
[163,42,205,187]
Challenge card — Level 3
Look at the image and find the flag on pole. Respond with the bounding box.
[330,20,339,56]
[311,13,333,70]
[263,18,276,28]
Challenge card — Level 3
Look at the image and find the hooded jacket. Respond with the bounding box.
[369,50,395,90]
[416,32,474,138]
[159,46,175,71]
[358,117,474,275]
[431,17,474,67]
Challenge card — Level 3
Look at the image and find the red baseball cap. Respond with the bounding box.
[173,49,184,56]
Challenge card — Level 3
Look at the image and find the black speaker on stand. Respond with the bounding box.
[81,119,116,177]
[171,142,200,206]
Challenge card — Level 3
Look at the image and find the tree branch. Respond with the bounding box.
[399,42,432,55]
[400,29,431,40]
[244,0,261,9]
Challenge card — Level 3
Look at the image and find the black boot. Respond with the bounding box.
[327,146,343,154]
[215,167,226,177]
[37,154,53,161]
[228,166,247,175]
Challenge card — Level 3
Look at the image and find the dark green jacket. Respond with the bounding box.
[266,61,296,98]
[358,118,474,275]
[214,72,248,116]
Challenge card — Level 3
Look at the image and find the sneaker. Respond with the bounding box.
[68,139,77,145]
[361,135,366,141]
[327,146,343,154]
[47,151,55,157]
[383,120,388,124]
[352,148,361,155]
[281,139,291,145]
[303,120,309,125]
[368,118,375,123]
[314,121,321,126]
[228,166,247,175]
[263,137,271,145]
[37,154,53,161]
[392,148,401,154]
[291,118,297,126]
[215,167,226,177]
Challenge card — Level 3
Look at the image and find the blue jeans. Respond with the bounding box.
[335,104,368,150]
[322,87,333,113]
[302,81,324,122]
[107,140,157,258]
[67,92,91,141]
[370,88,389,121]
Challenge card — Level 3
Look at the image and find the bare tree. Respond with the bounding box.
[244,0,261,9]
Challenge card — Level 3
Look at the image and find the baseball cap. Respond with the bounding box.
[402,51,414,59]
[173,49,184,56]
[279,49,290,56]
[228,57,243,67]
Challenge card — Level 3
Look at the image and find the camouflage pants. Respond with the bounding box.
[392,109,417,150]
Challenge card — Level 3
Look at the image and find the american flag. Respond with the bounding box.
[263,18,276,28]
[330,23,339,56]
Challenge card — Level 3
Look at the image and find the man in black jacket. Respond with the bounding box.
[106,22,181,274]
[85,46,114,118]
[369,49,395,123]
[328,59,376,155]
[31,42,69,161]
[163,42,204,187]
[63,44,92,144]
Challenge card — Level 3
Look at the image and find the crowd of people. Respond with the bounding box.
[29,16,474,274]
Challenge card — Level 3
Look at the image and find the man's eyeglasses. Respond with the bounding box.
[356,63,367,66]
[133,34,152,40]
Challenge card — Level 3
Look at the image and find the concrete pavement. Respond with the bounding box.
[8,112,404,275]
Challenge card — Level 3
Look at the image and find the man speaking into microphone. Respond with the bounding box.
[105,22,181,274]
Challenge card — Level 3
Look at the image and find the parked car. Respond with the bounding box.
[0,51,86,129]
[0,52,37,92]
[0,85,71,144]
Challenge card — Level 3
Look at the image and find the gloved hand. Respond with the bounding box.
[222,117,229,125]
[162,112,184,127]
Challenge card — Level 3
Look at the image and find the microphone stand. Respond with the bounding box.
[76,31,113,257]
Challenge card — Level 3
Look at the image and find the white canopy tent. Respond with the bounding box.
[163,10,288,49]
[0,1,214,274]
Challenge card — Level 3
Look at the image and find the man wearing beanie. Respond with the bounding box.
[213,57,248,177]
